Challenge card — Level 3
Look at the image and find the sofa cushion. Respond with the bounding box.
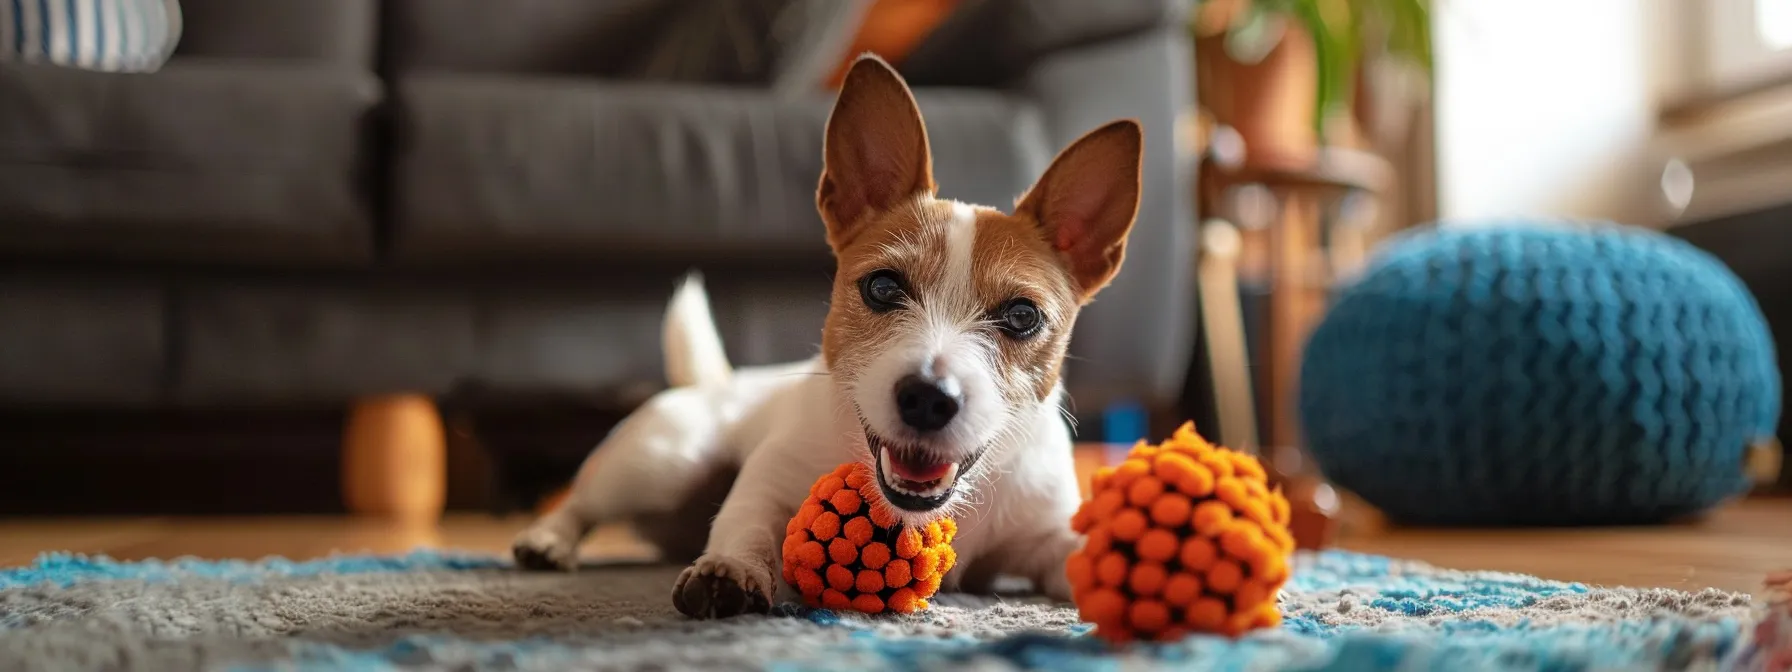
[0,275,164,406]
[627,0,790,84]
[171,274,830,403]
[175,0,378,66]
[386,0,677,76]
[901,0,1180,86]
[0,59,379,265]
[174,286,480,404]
[473,277,830,396]
[390,74,1049,263]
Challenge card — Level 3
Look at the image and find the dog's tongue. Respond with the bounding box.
[891,457,952,482]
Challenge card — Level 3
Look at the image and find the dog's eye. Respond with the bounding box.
[859,270,907,312]
[997,299,1043,339]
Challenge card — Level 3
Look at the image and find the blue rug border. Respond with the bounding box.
[1,548,1576,592]
[5,550,1755,671]
[242,615,1748,672]
[0,549,506,589]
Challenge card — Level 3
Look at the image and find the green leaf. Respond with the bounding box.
[1393,0,1434,71]
[1225,2,1284,64]
[1288,0,1356,142]
[1198,0,1434,141]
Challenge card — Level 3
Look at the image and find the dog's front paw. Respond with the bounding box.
[512,525,578,571]
[673,554,774,619]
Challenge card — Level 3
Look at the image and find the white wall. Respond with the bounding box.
[1432,0,1668,225]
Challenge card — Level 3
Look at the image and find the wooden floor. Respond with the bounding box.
[2,497,1787,597]
[2,445,1786,596]
[1337,498,1790,596]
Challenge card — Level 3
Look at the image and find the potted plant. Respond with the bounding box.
[1192,0,1434,170]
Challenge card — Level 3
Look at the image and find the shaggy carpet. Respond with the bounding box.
[0,550,1765,671]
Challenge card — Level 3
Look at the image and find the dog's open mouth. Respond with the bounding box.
[866,429,983,513]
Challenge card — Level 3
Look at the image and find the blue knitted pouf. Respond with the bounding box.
[1298,222,1780,526]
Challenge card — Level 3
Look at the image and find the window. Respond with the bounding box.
[1654,1,1792,225]
[1757,0,1792,49]
[1694,0,1792,94]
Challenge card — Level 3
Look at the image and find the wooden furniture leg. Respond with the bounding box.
[342,394,447,522]
[1197,219,1260,453]
[1202,216,1341,549]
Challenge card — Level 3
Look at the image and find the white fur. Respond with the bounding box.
[851,200,1004,469]
[514,274,1084,609]
[662,273,732,389]
[942,201,979,307]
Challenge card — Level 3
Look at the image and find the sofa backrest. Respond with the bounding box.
[384,0,678,76]
[173,0,379,66]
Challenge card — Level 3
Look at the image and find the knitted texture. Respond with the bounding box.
[1299,222,1780,526]
[781,463,957,614]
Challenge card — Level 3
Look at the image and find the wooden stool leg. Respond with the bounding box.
[342,394,447,522]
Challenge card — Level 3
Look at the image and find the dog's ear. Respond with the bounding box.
[817,55,935,251]
[1014,120,1143,300]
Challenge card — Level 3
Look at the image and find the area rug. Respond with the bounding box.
[0,550,1763,671]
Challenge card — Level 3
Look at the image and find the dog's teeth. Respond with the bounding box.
[876,449,966,499]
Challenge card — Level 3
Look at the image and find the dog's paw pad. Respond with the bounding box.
[674,556,773,619]
[511,528,577,571]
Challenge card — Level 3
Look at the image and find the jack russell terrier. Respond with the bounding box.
[513,54,1143,620]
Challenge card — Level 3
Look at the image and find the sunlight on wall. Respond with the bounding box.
[1432,0,1662,225]
[1761,0,1792,49]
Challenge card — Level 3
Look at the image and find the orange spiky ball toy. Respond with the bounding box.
[1067,423,1294,642]
[781,463,957,614]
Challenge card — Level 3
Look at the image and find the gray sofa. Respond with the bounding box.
[0,0,1196,431]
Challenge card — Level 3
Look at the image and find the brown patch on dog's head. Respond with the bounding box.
[973,121,1144,402]
[812,55,1143,514]
[964,210,1081,404]
[1013,120,1144,301]
[816,55,935,254]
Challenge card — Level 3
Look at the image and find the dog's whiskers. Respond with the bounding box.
[1057,404,1079,433]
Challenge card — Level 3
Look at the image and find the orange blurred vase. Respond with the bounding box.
[1196,26,1320,171]
[342,394,447,522]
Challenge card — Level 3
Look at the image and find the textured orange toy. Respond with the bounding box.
[1067,423,1294,642]
[781,463,957,614]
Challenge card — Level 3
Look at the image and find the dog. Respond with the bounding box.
[512,54,1142,620]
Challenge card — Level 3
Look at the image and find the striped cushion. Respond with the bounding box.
[1,0,179,72]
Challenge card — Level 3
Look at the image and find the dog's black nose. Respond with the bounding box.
[894,375,960,432]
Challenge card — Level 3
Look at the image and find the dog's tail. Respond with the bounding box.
[663,272,733,388]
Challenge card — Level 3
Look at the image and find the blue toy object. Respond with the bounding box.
[1298,222,1780,525]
